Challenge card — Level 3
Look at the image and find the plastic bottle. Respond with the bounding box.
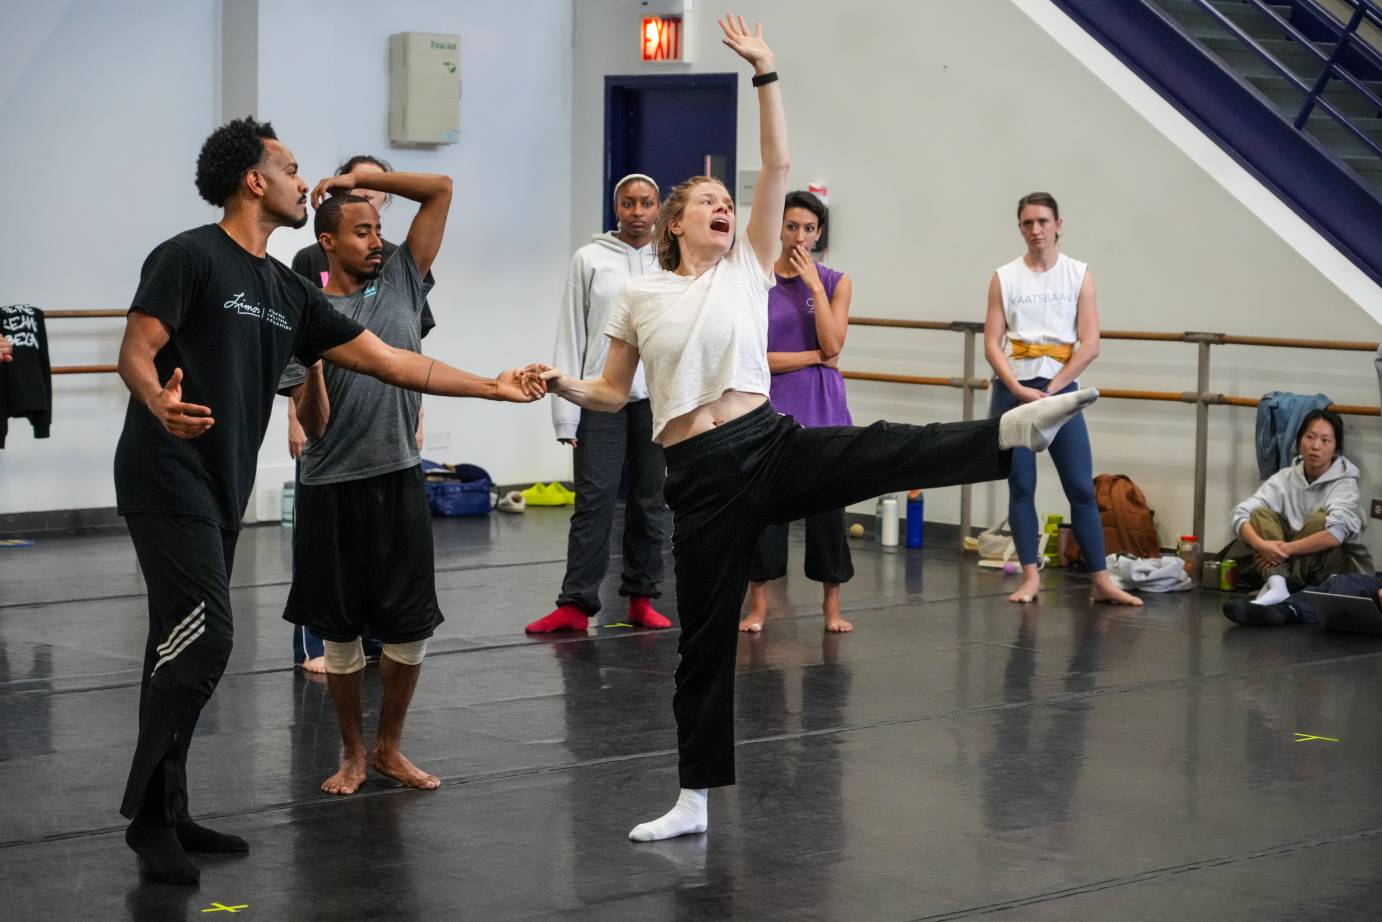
[880,497,899,547]
[1176,534,1201,577]
[281,480,295,527]
[906,490,924,548]
[874,496,886,542]
[1044,514,1063,565]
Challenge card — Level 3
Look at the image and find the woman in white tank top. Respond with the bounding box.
[531,19,1097,845]
[984,192,1141,607]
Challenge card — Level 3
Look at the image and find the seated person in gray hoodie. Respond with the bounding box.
[1227,409,1369,612]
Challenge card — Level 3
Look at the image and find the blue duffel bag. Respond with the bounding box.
[422,461,493,517]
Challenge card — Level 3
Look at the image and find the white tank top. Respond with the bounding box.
[994,252,1087,381]
[604,237,772,443]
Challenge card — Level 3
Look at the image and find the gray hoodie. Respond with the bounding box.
[1230,455,1367,561]
[551,232,656,440]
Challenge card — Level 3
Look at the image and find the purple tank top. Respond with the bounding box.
[766,263,852,427]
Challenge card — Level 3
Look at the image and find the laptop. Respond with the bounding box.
[1304,591,1382,635]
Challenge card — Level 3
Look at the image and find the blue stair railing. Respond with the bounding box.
[1051,0,1382,289]
[1187,0,1382,164]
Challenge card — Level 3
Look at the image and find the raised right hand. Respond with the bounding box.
[718,13,774,71]
[149,368,215,439]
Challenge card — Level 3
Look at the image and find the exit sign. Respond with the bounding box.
[641,16,683,62]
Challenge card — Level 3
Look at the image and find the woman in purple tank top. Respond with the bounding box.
[741,190,857,633]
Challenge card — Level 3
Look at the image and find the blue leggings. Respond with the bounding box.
[989,377,1106,572]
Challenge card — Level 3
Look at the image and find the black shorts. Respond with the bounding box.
[283,464,444,644]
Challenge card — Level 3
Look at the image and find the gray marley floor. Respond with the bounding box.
[1,509,1380,920]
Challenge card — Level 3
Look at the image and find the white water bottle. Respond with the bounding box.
[880,496,899,546]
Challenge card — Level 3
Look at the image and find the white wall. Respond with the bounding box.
[0,0,220,514]
[0,0,575,520]
[245,0,575,520]
[569,0,1382,555]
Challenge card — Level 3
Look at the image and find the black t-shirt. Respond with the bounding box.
[115,224,366,529]
[291,240,436,338]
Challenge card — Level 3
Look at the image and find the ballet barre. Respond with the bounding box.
[844,316,1381,545]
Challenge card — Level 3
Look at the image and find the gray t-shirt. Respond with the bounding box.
[280,244,432,485]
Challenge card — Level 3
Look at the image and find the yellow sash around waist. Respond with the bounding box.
[1009,339,1074,363]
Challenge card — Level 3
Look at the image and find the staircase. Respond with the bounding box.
[1050,0,1382,287]
[1152,0,1382,193]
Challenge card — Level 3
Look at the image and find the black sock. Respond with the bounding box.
[176,819,248,854]
[126,820,200,886]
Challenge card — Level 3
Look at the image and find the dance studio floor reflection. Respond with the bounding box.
[2,510,1381,920]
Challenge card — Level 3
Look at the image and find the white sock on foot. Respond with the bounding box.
[1254,574,1290,606]
[629,788,708,842]
[998,388,1099,452]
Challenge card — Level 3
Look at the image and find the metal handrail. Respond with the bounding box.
[843,315,1381,545]
[1187,0,1382,167]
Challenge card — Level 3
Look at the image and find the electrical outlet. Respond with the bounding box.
[1371,498,1382,520]
[427,429,451,450]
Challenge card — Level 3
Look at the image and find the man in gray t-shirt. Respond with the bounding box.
[279,169,454,798]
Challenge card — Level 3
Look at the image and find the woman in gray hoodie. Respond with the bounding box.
[526,174,670,634]
[1229,409,1369,608]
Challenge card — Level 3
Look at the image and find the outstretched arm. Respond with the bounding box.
[311,171,453,278]
[535,337,640,414]
[319,330,543,403]
[720,13,788,276]
[117,310,216,438]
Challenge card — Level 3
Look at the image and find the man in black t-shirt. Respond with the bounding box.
[113,117,544,886]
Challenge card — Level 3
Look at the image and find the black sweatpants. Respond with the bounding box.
[120,514,238,823]
[748,508,853,585]
[662,403,1010,789]
[557,399,667,615]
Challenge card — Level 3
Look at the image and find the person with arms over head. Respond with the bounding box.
[527,173,671,634]
[287,154,433,672]
[1224,409,1369,620]
[741,190,856,634]
[280,165,456,797]
[530,15,1096,842]
[985,192,1141,607]
[114,116,542,885]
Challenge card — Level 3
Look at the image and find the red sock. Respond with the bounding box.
[628,596,672,629]
[525,604,590,633]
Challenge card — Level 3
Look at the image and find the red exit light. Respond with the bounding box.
[641,16,682,62]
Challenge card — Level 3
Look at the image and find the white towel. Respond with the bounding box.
[1106,554,1195,593]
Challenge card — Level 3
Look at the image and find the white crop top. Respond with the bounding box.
[995,252,1087,380]
[605,237,773,442]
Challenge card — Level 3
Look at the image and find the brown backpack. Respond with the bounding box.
[1069,474,1161,564]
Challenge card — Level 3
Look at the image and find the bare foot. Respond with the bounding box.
[321,754,367,795]
[1008,571,1041,604]
[298,656,326,674]
[822,583,851,632]
[1091,574,1143,607]
[739,608,766,633]
[371,747,440,790]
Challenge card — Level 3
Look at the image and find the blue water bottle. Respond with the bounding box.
[906,490,924,548]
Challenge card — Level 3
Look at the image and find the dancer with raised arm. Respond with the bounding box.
[532,15,1096,842]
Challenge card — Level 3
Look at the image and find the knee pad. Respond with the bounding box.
[323,639,366,675]
[381,639,428,666]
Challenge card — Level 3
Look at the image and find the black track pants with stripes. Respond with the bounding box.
[120,514,238,823]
